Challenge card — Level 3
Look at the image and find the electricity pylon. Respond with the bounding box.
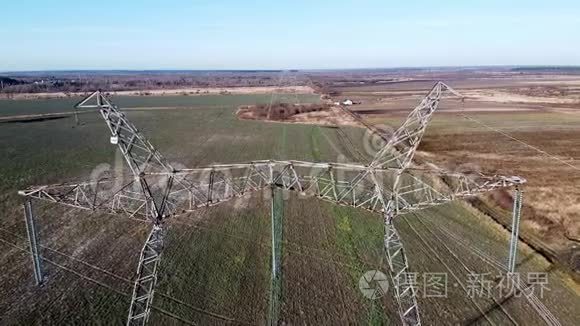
[19,82,527,326]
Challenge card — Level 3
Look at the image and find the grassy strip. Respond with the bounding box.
[329,204,390,324]
[268,188,284,325]
[309,127,322,161]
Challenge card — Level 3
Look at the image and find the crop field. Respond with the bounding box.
[363,106,580,274]
[0,91,579,325]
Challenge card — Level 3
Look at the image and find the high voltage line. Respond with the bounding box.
[13,78,547,326]
[460,113,580,172]
[0,229,247,325]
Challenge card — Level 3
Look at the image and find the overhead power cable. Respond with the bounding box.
[418,217,561,326]
[0,232,244,325]
[413,217,519,325]
[460,114,580,172]
[401,219,498,326]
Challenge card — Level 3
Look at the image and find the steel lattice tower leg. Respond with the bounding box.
[268,187,284,326]
[384,211,421,326]
[23,199,44,286]
[126,225,165,326]
[507,188,523,273]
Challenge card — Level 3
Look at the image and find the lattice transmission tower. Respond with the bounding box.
[19,82,539,325]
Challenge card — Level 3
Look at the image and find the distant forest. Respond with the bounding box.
[2,66,580,94]
[0,71,313,94]
[510,66,580,72]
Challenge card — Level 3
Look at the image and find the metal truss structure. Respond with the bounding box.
[19,82,528,326]
[508,187,523,273]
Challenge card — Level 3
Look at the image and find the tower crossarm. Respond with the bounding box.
[390,168,526,214]
[17,177,152,221]
[17,162,526,220]
[154,160,396,215]
[15,160,378,219]
[154,161,526,217]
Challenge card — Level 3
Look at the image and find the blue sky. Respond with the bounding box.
[2,0,580,71]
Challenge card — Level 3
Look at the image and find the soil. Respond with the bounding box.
[236,104,362,127]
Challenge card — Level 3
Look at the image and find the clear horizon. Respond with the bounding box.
[3,65,580,74]
[2,0,580,71]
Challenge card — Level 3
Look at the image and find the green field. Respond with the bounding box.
[0,94,321,117]
[0,95,578,325]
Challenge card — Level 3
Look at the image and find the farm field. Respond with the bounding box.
[0,93,321,117]
[316,71,580,268]
[0,88,579,325]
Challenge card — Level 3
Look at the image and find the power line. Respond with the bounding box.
[401,218,498,326]
[0,236,129,300]
[5,221,356,325]
[15,82,527,326]
[460,114,580,172]
[334,126,370,163]
[419,218,560,326]
[420,218,506,271]
[44,258,198,326]
[150,306,197,326]
[0,230,246,325]
[168,219,366,270]
[337,104,392,144]
[156,293,248,325]
[413,216,519,325]
[44,255,129,297]
[0,226,133,282]
[2,222,365,287]
[0,235,201,325]
[0,237,27,252]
